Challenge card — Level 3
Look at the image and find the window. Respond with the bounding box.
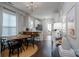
[28,17,34,30]
[2,11,16,36]
[48,23,52,31]
[53,23,63,30]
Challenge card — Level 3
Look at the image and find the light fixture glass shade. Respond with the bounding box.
[24,2,39,9]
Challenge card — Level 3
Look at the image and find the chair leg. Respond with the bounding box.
[17,48,19,57]
[12,49,14,55]
[9,49,11,57]
[1,47,3,56]
[32,37,35,48]
[21,46,25,51]
[26,41,28,49]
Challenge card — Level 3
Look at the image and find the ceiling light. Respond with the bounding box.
[24,2,39,11]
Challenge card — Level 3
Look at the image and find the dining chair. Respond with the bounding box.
[0,38,6,53]
[7,40,22,57]
[24,35,35,48]
[22,32,35,48]
[34,33,40,43]
[27,34,35,48]
[23,38,28,49]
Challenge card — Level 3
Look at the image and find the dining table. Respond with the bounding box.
[0,31,41,42]
[0,35,31,40]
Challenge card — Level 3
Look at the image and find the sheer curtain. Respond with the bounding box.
[16,13,24,33]
[2,10,16,36]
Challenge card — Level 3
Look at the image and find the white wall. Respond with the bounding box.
[42,19,52,40]
[76,3,79,49]
[0,6,2,36]
[52,13,60,23]
[42,19,48,40]
[60,2,79,50]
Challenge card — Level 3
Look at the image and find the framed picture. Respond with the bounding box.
[36,24,42,31]
[67,6,76,39]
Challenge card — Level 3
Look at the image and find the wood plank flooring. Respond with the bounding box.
[32,35,60,57]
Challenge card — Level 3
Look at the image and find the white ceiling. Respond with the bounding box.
[7,2,64,19]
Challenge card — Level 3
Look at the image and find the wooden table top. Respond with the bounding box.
[9,35,31,40]
[0,32,41,40]
[0,34,31,40]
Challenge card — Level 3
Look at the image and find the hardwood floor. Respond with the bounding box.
[32,35,60,57]
[0,35,60,57]
[32,40,52,57]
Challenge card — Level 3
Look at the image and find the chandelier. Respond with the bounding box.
[25,2,39,12]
